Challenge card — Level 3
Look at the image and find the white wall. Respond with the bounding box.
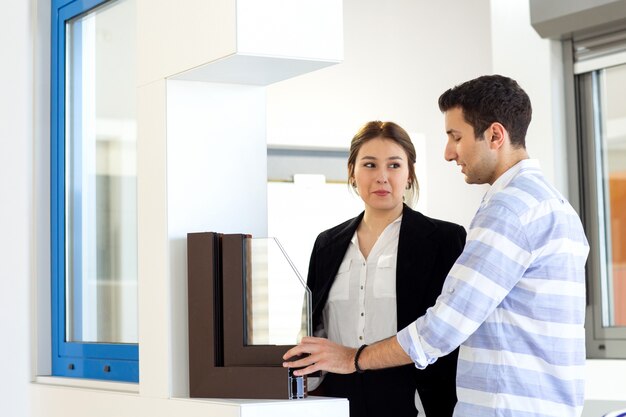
[490,0,567,194]
[0,0,33,416]
[266,0,496,229]
[1,0,625,416]
[268,1,492,228]
[166,80,268,396]
[265,0,568,229]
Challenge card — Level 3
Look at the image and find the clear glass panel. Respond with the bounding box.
[65,0,137,343]
[245,237,311,345]
[599,63,626,327]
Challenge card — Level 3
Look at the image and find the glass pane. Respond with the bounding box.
[245,237,311,345]
[599,63,626,327]
[65,0,137,343]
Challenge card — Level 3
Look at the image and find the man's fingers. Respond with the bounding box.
[282,336,351,374]
[282,345,304,360]
[282,337,328,360]
[282,351,318,369]
[291,362,320,376]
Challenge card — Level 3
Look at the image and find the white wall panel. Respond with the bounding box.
[490,0,567,194]
[0,1,33,417]
[166,80,268,396]
[237,0,343,60]
[137,0,237,86]
[137,79,170,398]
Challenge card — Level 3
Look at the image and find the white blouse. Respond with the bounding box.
[314,215,426,415]
[322,216,401,348]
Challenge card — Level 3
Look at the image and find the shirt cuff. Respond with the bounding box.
[397,323,429,370]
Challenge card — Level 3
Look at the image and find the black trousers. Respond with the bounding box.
[315,357,457,417]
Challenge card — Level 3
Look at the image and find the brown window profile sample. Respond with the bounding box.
[187,232,305,399]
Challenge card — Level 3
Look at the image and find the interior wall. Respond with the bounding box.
[165,80,268,396]
[266,0,494,229]
[0,1,34,417]
[490,0,567,194]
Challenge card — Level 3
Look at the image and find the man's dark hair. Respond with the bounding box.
[438,74,532,148]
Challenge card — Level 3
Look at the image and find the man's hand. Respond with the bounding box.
[282,337,357,376]
[283,335,413,377]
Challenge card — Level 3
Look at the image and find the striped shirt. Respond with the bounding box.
[397,159,589,417]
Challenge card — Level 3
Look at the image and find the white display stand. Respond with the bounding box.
[32,377,349,417]
[181,396,349,417]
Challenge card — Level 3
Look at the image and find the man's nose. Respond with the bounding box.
[444,143,456,162]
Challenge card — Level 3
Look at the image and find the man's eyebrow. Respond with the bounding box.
[446,129,461,135]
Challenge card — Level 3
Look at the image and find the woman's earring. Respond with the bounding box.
[406,182,411,190]
[351,180,357,188]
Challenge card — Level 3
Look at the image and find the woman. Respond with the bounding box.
[307,121,465,417]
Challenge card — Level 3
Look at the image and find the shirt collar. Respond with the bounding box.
[481,158,540,205]
[350,214,403,245]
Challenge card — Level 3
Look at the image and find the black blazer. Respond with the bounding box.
[307,204,466,417]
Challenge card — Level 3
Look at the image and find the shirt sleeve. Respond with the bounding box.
[397,202,534,368]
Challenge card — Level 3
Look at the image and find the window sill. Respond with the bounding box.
[34,376,139,394]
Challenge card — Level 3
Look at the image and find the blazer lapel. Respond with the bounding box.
[311,213,363,319]
[396,206,439,330]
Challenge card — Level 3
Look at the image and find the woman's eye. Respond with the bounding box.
[364,162,375,168]
[389,163,401,169]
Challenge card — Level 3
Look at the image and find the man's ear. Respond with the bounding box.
[488,122,506,150]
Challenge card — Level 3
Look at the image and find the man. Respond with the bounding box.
[284,74,590,417]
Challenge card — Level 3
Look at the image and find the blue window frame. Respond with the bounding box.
[51,0,138,382]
